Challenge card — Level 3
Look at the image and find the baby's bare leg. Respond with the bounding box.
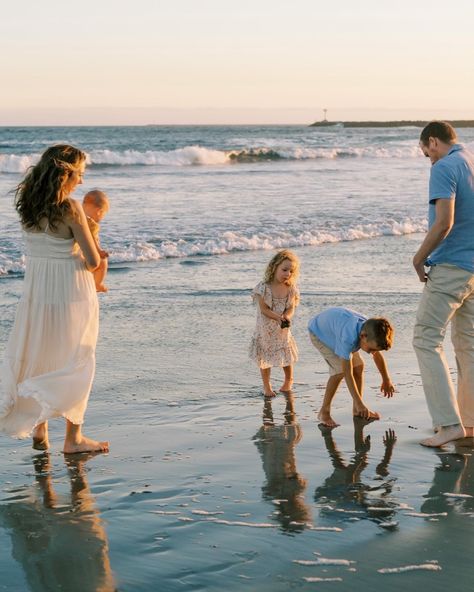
[318,373,343,427]
[94,258,108,292]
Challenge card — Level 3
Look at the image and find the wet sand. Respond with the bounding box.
[1,235,473,591]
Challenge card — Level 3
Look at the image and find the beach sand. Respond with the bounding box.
[1,234,473,591]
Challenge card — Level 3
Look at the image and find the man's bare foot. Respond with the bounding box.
[464,426,474,437]
[317,409,340,428]
[32,423,49,451]
[420,424,466,447]
[63,436,109,454]
[96,284,108,293]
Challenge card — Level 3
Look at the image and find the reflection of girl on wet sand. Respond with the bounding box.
[253,394,312,532]
[0,453,115,592]
[314,419,398,525]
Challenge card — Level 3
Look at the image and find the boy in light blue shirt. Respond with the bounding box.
[308,307,395,428]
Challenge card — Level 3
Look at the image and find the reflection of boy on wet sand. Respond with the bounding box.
[314,419,398,524]
[0,453,115,592]
[253,395,312,531]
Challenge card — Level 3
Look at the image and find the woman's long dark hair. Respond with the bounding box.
[15,144,86,230]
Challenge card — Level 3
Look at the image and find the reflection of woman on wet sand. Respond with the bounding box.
[253,394,312,532]
[314,418,398,525]
[0,453,115,592]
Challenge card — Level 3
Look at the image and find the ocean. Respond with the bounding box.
[1,125,473,591]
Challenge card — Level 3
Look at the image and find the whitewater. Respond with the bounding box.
[1,124,473,276]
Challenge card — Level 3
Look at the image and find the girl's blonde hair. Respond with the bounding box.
[263,249,300,286]
[15,144,87,230]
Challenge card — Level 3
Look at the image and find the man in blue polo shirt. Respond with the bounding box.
[413,121,474,447]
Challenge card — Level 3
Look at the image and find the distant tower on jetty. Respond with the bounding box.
[323,108,328,122]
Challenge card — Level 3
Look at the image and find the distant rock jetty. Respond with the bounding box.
[309,120,474,128]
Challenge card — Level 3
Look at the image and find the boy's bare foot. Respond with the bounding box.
[420,425,466,447]
[353,408,380,421]
[32,423,50,451]
[317,409,340,428]
[63,436,109,454]
[96,284,108,292]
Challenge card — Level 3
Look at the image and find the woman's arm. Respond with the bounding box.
[66,199,100,271]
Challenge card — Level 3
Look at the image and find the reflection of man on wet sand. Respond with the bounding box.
[314,418,398,525]
[253,394,312,532]
[0,453,115,592]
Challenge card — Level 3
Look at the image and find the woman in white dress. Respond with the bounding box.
[0,145,109,454]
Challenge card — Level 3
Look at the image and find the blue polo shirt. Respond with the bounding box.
[308,307,367,360]
[426,144,474,273]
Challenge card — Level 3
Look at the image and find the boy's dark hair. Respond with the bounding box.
[362,318,394,350]
[420,121,457,146]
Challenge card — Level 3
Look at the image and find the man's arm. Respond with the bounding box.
[413,198,454,282]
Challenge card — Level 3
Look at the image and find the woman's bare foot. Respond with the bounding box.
[317,409,340,428]
[420,424,466,447]
[464,426,474,437]
[32,422,50,450]
[63,436,109,454]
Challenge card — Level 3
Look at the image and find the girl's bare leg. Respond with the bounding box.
[318,374,344,427]
[32,421,50,450]
[63,420,109,454]
[260,367,275,397]
[280,365,294,393]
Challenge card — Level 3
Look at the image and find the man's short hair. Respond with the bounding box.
[362,318,394,350]
[420,121,457,146]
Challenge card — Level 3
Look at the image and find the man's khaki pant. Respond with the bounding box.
[413,263,474,428]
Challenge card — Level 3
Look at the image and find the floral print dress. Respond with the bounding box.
[249,281,299,369]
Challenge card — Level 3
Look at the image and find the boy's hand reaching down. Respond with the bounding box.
[380,380,395,398]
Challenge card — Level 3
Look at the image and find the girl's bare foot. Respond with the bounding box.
[63,436,109,454]
[420,424,465,447]
[263,389,276,398]
[279,383,293,394]
[317,409,340,428]
[32,422,50,451]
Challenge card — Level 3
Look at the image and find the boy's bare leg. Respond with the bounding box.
[280,365,293,393]
[32,421,49,450]
[352,363,380,421]
[94,259,108,292]
[318,374,343,427]
[420,424,466,447]
[260,367,275,397]
[63,420,109,454]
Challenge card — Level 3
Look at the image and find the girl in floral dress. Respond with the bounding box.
[250,250,300,397]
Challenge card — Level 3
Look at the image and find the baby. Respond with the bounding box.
[82,190,110,292]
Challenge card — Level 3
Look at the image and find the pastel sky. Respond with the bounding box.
[2,0,473,124]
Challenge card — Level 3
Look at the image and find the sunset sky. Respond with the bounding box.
[2,0,473,125]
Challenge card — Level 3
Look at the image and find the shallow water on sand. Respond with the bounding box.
[1,234,473,591]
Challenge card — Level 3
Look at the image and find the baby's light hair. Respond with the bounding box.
[83,189,109,210]
[263,249,300,287]
[362,318,394,350]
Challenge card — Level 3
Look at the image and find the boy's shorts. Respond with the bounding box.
[309,332,363,376]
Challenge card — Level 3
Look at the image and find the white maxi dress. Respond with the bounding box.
[0,230,98,437]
